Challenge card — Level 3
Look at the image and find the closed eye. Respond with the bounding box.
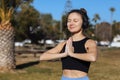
[74,19,79,22]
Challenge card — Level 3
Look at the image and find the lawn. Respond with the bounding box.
[0,47,120,80]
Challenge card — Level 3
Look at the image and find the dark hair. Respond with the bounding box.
[66,8,89,30]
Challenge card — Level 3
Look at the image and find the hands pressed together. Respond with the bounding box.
[63,37,74,57]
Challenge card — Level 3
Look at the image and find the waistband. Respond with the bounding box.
[61,75,89,80]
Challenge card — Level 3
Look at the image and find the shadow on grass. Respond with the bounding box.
[16,61,40,69]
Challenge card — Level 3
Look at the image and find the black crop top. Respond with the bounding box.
[61,37,90,73]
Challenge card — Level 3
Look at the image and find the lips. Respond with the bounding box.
[69,26,75,29]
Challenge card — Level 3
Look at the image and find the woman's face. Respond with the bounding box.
[67,12,83,33]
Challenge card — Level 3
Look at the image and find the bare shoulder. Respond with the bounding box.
[85,39,97,47]
[85,39,97,55]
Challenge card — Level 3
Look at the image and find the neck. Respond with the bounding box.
[71,31,85,41]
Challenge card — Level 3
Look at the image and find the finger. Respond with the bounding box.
[68,37,72,47]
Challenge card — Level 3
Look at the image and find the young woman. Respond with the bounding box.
[40,8,98,80]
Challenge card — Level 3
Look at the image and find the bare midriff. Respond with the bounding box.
[63,69,87,78]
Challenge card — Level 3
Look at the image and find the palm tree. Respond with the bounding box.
[110,7,115,41]
[0,0,16,72]
[92,14,100,24]
[0,0,33,72]
[110,7,115,24]
[92,14,100,40]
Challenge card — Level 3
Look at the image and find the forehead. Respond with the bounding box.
[68,12,82,19]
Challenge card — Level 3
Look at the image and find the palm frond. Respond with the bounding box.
[0,0,14,24]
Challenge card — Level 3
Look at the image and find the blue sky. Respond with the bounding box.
[32,0,120,23]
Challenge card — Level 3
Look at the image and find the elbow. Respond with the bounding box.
[91,57,97,62]
[90,53,97,62]
[90,56,97,62]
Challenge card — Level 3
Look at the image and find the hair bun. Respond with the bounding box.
[80,8,87,14]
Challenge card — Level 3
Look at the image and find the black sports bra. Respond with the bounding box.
[61,37,91,73]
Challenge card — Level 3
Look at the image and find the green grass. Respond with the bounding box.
[0,47,120,80]
[89,47,120,80]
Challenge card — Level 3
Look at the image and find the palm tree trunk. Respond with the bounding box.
[0,22,15,72]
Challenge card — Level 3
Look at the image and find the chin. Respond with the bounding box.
[69,29,78,32]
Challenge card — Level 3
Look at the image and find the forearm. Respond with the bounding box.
[70,53,97,62]
[40,53,65,61]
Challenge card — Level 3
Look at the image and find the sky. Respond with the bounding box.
[32,0,120,23]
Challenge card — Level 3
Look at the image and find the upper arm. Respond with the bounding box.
[85,39,97,55]
[44,41,66,54]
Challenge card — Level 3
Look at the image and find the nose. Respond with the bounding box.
[69,23,74,26]
[69,21,74,26]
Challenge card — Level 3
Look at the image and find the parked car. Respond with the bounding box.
[15,42,24,47]
[97,41,110,46]
[108,42,120,48]
[15,39,31,47]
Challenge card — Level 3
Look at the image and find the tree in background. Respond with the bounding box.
[96,22,111,41]
[110,7,115,41]
[14,3,40,44]
[40,13,53,39]
[14,5,61,45]
[110,7,115,24]
[92,14,100,24]
[0,0,33,72]
[92,14,100,40]
[51,20,61,40]
[84,23,95,39]
[61,15,68,39]
[112,22,120,37]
